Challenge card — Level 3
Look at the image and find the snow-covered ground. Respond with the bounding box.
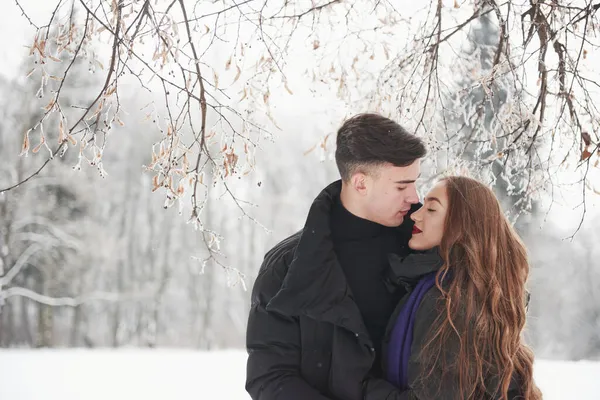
[0,349,597,399]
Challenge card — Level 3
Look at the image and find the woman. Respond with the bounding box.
[363,176,542,400]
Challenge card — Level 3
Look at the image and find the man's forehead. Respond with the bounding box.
[381,162,421,180]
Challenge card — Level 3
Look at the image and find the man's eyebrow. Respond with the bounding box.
[425,196,443,206]
[395,173,421,184]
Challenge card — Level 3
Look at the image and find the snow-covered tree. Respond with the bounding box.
[1,0,600,355]
[2,0,598,230]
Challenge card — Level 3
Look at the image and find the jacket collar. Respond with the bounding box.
[266,181,370,336]
[385,248,444,292]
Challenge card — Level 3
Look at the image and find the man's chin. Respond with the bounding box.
[384,215,404,227]
[396,215,407,225]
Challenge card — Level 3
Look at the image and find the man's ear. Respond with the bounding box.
[351,172,368,195]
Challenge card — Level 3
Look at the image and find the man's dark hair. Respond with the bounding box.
[335,113,426,182]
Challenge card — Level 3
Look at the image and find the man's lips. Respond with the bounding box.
[412,226,422,234]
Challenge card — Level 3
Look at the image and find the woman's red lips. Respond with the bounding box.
[412,226,422,234]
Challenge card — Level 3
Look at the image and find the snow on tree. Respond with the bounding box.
[2,1,597,227]
[1,0,600,353]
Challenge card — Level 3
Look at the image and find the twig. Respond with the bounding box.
[426,6,492,52]
[0,143,66,194]
[180,0,256,24]
[178,0,208,219]
[269,0,340,20]
[15,0,38,28]
[43,0,65,41]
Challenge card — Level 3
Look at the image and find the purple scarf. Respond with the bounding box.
[386,271,438,389]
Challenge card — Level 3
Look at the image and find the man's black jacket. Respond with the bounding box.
[245,181,415,400]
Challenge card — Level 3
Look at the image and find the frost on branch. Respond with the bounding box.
[5,0,354,240]
[6,0,600,236]
[346,0,600,226]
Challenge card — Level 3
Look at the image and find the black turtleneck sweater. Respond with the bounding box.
[330,195,412,377]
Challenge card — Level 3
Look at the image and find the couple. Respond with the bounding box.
[245,114,542,399]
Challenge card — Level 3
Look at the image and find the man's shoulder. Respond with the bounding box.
[251,230,303,300]
[263,229,303,270]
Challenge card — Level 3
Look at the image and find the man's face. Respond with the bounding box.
[359,160,421,227]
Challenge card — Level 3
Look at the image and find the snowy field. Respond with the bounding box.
[0,349,598,399]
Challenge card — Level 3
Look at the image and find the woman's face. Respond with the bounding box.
[409,180,448,251]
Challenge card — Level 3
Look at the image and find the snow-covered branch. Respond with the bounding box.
[0,287,151,308]
[0,243,43,287]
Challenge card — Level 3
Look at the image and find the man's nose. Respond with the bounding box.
[406,185,419,204]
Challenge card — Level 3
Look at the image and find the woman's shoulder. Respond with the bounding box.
[420,285,445,310]
[411,286,446,331]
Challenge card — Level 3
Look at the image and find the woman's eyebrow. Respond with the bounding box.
[425,196,443,206]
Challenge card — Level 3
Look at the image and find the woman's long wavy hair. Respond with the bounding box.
[420,176,542,400]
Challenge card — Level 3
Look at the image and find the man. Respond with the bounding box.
[245,113,426,400]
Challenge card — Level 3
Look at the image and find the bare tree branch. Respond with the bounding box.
[0,244,43,287]
[1,287,151,307]
[14,0,38,28]
[268,0,341,20]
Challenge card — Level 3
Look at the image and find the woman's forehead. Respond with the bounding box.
[426,181,448,202]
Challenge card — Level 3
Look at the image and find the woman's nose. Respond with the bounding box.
[411,209,421,222]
